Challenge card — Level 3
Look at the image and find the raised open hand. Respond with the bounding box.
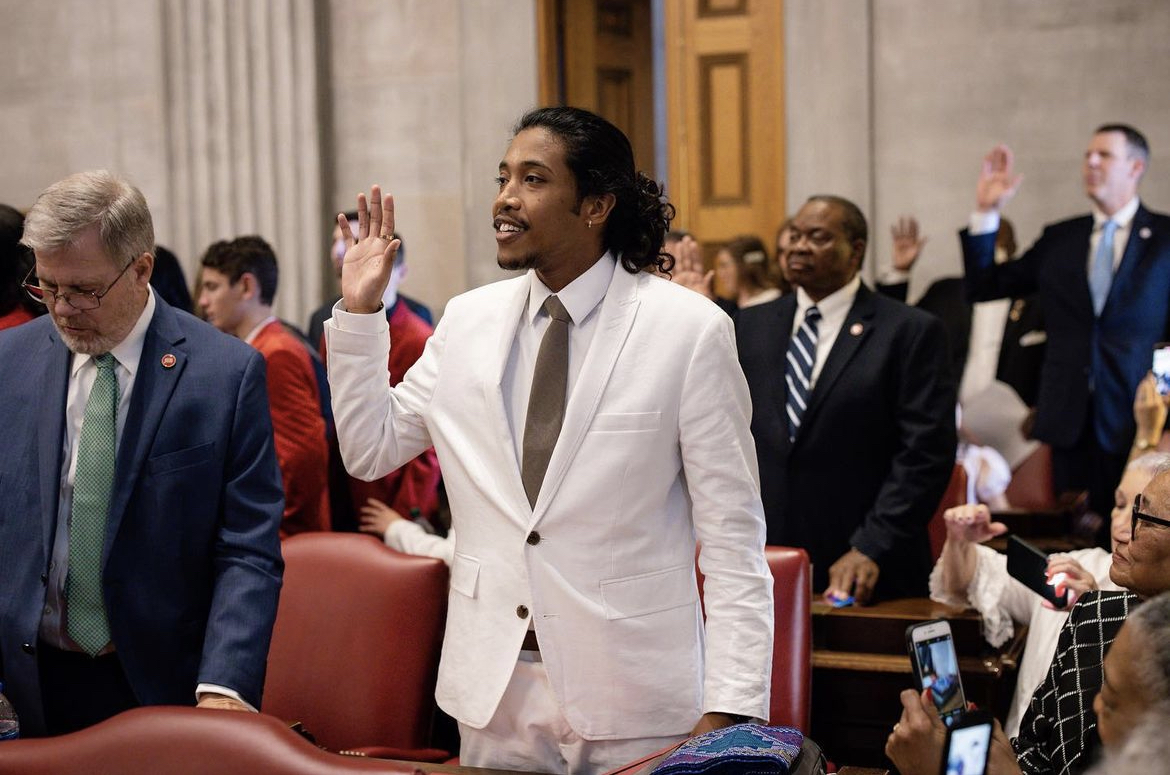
[976,145,1024,213]
[890,216,927,272]
[338,185,401,314]
[669,235,715,299]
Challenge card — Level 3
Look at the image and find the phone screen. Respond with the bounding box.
[1154,345,1170,397]
[911,628,966,726]
[1006,535,1067,608]
[943,718,993,775]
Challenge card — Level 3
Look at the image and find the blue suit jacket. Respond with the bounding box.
[0,298,284,736]
[961,204,1170,454]
[736,284,958,599]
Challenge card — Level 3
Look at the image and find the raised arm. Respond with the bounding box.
[976,145,1025,214]
[891,215,927,273]
[338,185,402,314]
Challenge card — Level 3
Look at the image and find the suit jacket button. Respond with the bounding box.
[21,643,35,655]
[516,605,529,619]
[40,573,48,585]
[526,531,541,546]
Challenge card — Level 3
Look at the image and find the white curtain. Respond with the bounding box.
[161,0,324,325]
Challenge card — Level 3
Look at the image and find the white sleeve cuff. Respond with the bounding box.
[327,298,388,334]
[879,269,911,286]
[196,683,257,712]
[969,210,1001,236]
[385,517,425,550]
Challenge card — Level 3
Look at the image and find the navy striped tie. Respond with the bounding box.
[785,305,821,441]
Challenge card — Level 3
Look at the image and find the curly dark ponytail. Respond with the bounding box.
[514,107,675,275]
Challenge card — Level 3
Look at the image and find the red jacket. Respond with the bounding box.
[253,319,330,537]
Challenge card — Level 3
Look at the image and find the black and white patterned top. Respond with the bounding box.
[1013,590,1136,775]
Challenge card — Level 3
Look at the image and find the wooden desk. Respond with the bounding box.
[810,597,1024,769]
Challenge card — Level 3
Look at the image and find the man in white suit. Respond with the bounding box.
[326,107,773,774]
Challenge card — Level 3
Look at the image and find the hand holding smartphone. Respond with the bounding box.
[941,710,993,775]
[1153,344,1170,397]
[906,619,967,727]
[1006,535,1068,608]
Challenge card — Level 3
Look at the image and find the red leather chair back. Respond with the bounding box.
[263,533,448,754]
[765,546,812,730]
[0,706,422,775]
[928,465,968,561]
[695,545,812,731]
[1004,442,1056,510]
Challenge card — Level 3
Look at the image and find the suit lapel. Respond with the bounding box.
[798,284,877,434]
[1106,205,1156,310]
[105,300,186,546]
[38,326,71,553]
[532,266,640,520]
[770,296,798,456]
[480,277,532,515]
[1066,216,1096,316]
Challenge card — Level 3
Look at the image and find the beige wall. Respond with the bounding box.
[0,0,537,324]
[325,0,538,316]
[2,0,1167,317]
[786,0,1170,297]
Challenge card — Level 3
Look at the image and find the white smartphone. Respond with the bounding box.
[1153,344,1170,397]
[906,619,967,727]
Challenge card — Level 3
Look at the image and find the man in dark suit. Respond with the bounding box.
[0,170,284,736]
[880,217,1047,408]
[737,195,957,603]
[961,124,1170,527]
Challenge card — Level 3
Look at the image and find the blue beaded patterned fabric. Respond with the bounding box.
[652,724,804,774]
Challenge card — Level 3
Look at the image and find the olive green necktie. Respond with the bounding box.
[68,353,118,656]
[522,296,572,508]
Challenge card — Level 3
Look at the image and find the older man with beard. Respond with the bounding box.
[0,170,284,736]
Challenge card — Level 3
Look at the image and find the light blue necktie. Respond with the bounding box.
[785,306,821,441]
[1089,220,1117,316]
[68,353,119,656]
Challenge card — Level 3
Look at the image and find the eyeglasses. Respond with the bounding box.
[23,260,134,311]
[1131,493,1170,537]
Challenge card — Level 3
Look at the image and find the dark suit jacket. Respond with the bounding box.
[0,298,285,736]
[736,284,958,599]
[879,277,1046,407]
[962,204,1170,454]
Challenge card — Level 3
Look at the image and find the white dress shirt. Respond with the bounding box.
[41,289,156,651]
[791,274,861,388]
[501,254,616,467]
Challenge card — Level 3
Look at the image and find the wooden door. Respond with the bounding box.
[537,0,656,177]
[663,0,785,260]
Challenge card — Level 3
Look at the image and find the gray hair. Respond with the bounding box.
[21,170,154,268]
[1128,452,1170,481]
[1128,591,1170,713]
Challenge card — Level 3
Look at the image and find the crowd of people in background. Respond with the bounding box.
[1,114,1169,775]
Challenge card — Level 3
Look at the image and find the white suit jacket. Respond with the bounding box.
[326,263,773,739]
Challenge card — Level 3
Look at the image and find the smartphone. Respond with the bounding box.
[940,709,994,775]
[906,619,967,727]
[1006,535,1067,608]
[1154,344,1170,397]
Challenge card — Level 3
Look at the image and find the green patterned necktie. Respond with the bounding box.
[68,353,119,656]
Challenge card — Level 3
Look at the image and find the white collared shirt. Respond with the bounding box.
[242,315,279,345]
[792,274,861,388]
[1088,196,1139,273]
[502,254,616,467]
[41,288,157,651]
